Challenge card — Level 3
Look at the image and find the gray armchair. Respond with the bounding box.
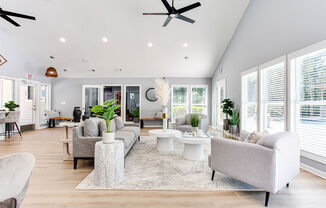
[0,153,35,208]
[175,114,209,133]
[209,131,300,206]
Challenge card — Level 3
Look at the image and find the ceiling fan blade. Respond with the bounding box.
[143,13,168,15]
[161,0,173,13]
[176,14,195,24]
[163,16,172,27]
[0,10,36,20]
[1,15,20,26]
[177,2,201,14]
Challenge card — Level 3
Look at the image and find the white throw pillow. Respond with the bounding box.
[83,119,99,137]
[114,116,124,130]
[244,130,269,144]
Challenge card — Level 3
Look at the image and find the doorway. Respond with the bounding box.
[19,81,36,130]
[124,85,141,123]
[216,79,226,129]
[103,85,122,116]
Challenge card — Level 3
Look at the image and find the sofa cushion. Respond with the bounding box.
[185,114,191,125]
[83,119,99,137]
[176,117,186,125]
[176,125,193,133]
[99,120,116,136]
[119,126,140,137]
[244,131,269,144]
[115,131,136,154]
[114,116,124,130]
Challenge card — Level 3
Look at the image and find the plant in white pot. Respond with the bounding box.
[155,79,170,131]
[91,99,121,144]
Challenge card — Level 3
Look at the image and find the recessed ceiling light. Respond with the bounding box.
[59,37,66,43]
[102,37,108,43]
[147,42,153,47]
[183,43,188,47]
[63,69,68,72]
[114,68,123,72]
[89,69,96,72]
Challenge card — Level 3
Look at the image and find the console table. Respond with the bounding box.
[139,118,169,128]
[48,117,72,128]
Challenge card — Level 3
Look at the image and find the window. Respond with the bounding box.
[191,86,208,114]
[0,78,15,109]
[260,59,286,133]
[241,69,258,132]
[171,86,188,122]
[216,79,226,128]
[290,45,326,158]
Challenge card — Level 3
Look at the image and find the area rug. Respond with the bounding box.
[76,136,260,191]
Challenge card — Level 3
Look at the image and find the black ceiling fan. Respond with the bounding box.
[0,7,36,27]
[143,0,201,27]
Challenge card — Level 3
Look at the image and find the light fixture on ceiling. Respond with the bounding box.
[63,69,68,72]
[89,69,96,72]
[184,56,189,61]
[182,43,188,48]
[59,37,66,43]
[114,68,122,72]
[147,42,153,47]
[45,56,58,78]
[102,37,108,43]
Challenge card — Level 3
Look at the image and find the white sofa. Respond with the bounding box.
[209,131,300,206]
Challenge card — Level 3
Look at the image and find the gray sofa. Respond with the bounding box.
[209,131,300,206]
[73,117,140,169]
[175,114,209,133]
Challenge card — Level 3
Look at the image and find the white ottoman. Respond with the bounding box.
[94,140,124,188]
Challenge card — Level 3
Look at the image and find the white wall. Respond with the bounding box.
[211,0,326,175]
[211,0,326,127]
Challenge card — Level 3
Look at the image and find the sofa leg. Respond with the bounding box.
[286,183,289,188]
[265,192,270,207]
[74,158,78,169]
[211,170,215,181]
[138,136,140,141]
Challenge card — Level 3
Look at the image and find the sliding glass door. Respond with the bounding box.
[103,85,122,116]
[82,85,101,115]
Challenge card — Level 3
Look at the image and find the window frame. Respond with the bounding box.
[190,85,209,115]
[216,79,226,129]
[171,84,189,122]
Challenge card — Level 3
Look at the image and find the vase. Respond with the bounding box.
[73,107,82,122]
[223,119,230,131]
[230,125,237,136]
[103,132,115,144]
[162,107,168,132]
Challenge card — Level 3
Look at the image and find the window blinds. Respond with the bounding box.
[293,49,326,158]
[261,62,285,133]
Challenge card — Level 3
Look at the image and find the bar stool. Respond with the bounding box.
[0,111,22,141]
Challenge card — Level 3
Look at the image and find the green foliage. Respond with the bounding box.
[4,101,19,111]
[133,107,139,118]
[190,114,200,127]
[229,108,240,125]
[91,99,121,133]
[221,98,234,119]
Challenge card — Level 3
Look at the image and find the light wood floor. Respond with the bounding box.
[0,128,325,208]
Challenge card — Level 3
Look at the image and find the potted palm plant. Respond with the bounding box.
[221,98,234,130]
[229,108,240,136]
[91,99,121,144]
[133,107,139,123]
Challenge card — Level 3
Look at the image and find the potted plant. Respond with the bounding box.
[133,107,139,123]
[229,108,240,135]
[5,101,19,111]
[91,99,121,144]
[221,98,234,131]
[191,114,200,134]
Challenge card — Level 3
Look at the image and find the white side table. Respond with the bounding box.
[175,134,211,161]
[94,140,124,188]
[148,129,181,152]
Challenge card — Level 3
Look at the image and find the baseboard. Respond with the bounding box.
[300,163,326,179]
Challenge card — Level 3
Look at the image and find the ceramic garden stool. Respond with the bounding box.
[94,140,124,188]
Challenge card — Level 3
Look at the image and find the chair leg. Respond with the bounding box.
[11,198,17,208]
[74,158,78,169]
[14,122,22,139]
[265,192,270,207]
[211,170,215,181]
[138,136,140,141]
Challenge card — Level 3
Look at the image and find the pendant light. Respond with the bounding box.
[45,56,58,78]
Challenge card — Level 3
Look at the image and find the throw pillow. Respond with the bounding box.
[83,119,99,137]
[114,116,124,130]
[244,130,269,144]
[99,120,116,136]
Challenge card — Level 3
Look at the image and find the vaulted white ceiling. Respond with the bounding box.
[0,0,249,78]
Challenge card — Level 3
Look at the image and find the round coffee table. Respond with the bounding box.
[174,134,211,161]
[148,129,181,152]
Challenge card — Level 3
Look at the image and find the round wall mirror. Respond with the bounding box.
[146,88,157,102]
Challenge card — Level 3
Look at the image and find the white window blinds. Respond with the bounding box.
[291,48,326,158]
[260,62,285,133]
